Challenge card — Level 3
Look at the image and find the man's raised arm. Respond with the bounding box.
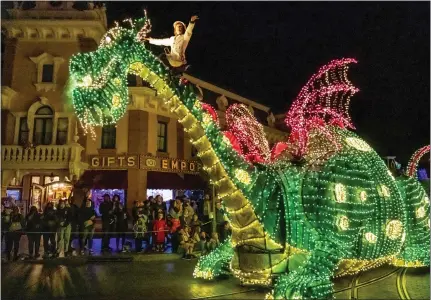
[146,36,174,46]
[184,15,199,42]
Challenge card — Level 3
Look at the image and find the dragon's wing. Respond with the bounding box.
[284,58,359,158]
[226,104,271,163]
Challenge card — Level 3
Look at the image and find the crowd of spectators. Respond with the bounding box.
[1,193,232,262]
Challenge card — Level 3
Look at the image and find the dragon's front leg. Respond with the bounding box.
[193,237,235,280]
[267,241,343,300]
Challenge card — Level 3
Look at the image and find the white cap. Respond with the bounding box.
[173,21,186,29]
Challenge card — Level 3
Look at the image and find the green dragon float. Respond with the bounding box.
[68,16,430,299]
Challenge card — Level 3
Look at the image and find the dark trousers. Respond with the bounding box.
[116,232,126,248]
[1,231,5,252]
[102,222,114,250]
[171,232,180,253]
[27,232,41,256]
[202,216,211,235]
[69,222,82,252]
[6,231,21,260]
[135,237,143,252]
[43,232,56,255]
[217,223,225,243]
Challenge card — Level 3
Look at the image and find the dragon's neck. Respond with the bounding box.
[134,64,249,194]
[134,62,283,252]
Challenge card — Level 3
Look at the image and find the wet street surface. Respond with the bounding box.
[1,256,429,300]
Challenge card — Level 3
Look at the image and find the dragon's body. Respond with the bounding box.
[68,17,430,299]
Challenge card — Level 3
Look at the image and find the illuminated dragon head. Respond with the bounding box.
[68,14,172,134]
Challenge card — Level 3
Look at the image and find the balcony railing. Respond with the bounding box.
[2,145,73,169]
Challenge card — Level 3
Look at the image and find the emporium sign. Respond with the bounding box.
[89,155,202,174]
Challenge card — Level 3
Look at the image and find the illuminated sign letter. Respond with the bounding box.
[107,157,115,167]
[118,156,125,166]
[127,156,136,167]
[189,163,195,171]
[91,157,100,167]
[171,160,179,170]
[181,161,187,170]
[162,159,168,169]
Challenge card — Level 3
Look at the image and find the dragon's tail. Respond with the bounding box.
[406,145,430,178]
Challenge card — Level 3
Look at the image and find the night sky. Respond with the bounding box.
[105,2,429,164]
[2,2,429,165]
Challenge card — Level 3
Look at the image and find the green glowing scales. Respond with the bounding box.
[68,17,430,300]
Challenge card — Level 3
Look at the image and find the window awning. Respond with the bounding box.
[147,171,207,190]
[74,170,128,190]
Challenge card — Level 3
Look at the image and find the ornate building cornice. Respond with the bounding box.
[2,19,107,43]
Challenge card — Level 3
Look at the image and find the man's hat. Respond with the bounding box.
[173,21,186,29]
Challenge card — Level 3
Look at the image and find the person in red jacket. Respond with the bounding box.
[152,212,167,252]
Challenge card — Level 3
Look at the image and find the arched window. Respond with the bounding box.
[33,106,53,145]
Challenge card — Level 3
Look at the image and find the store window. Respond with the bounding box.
[56,117,68,145]
[33,106,53,145]
[18,117,29,146]
[101,124,116,149]
[31,176,41,185]
[44,176,60,185]
[42,64,54,82]
[157,122,167,152]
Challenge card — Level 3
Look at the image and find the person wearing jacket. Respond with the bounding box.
[55,199,72,257]
[42,202,58,258]
[1,203,13,257]
[25,206,42,259]
[5,206,24,261]
[114,202,129,252]
[145,15,199,72]
[79,198,96,255]
[133,208,148,253]
[153,212,167,252]
[151,195,166,221]
[168,199,182,234]
[190,214,202,236]
[99,194,115,252]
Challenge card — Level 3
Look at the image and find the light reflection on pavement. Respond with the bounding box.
[2,258,429,300]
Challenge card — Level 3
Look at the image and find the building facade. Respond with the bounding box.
[1,1,288,214]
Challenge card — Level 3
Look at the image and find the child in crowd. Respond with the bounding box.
[199,230,210,255]
[183,199,194,221]
[180,209,191,228]
[153,212,167,252]
[178,227,195,260]
[134,208,148,253]
[192,227,201,244]
[79,198,96,255]
[190,214,201,235]
[25,206,42,259]
[208,232,220,252]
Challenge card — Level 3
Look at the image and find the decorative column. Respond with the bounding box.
[68,121,88,180]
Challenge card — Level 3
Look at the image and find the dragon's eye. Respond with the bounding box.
[76,75,93,87]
